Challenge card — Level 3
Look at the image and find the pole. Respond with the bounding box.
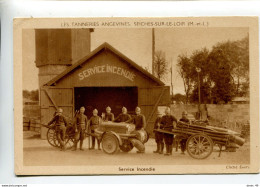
[198,71,201,120]
[170,59,173,100]
[152,28,155,75]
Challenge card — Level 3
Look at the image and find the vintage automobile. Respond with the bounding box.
[44,120,149,154]
[89,121,149,154]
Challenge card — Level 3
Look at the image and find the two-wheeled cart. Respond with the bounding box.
[154,121,245,159]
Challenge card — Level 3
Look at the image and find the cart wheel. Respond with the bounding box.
[120,140,134,152]
[47,128,59,147]
[186,133,213,159]
[102,133,119,154]
[64,126,75,149]
[64,136,74,149]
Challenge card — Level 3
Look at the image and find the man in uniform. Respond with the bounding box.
[113,107,131,123]
[88,109,102,150]
[72,107,88,151]
[161,107,177,156]
[153,110,164,154]
[126,107,146,153]
[103,106,114,121]
[179,111,190,154]
[48,108,68,151]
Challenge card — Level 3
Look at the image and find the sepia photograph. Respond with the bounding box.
[13,17,259,175]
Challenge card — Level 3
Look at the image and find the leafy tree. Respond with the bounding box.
[177,54,193,103]
[177,35,249,104]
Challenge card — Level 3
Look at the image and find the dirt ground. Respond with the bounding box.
[23,131,250,166]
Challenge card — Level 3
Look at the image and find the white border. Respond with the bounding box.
[1,0,260,184]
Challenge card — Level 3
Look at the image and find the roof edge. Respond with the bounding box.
[45,42,165,86]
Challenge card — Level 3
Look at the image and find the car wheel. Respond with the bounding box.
[120,140,134,152]
[129,138,145,152]
[102,132,119,154]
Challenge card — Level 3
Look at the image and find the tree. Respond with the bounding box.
[177,35,249,104]
[210,36,249,97]
[153,50,169,81]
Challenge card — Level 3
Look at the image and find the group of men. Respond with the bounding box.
[47,106,146,151]
[47,105,189,155]
[153,108,190,156]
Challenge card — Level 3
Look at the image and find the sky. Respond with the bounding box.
[23,27,248,94]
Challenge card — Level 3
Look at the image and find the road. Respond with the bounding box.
[23,131,250,166]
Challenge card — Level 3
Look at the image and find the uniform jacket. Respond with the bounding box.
[127,114,146,130]
[89,116,101,130]
[154,117,162,130]
[161,115,177,130]
[75,113,88,130]
[48,115,68,126]
[114,113,131,122]
[104,113,114,121]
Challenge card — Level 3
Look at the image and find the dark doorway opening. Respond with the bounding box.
[74,87,138,118]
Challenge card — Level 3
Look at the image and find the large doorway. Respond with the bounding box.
[74,87,138,118]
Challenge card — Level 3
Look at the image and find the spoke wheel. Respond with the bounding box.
[65,126,75,149]
[102,133,119,154]
[186,133,213,159]
[47,128,59,147]
[120,140,134,152]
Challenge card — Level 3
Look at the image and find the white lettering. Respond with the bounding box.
[79,64,136,82]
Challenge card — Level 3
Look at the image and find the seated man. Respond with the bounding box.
[103,106,114,122]
[113,107,131,123]
[47,108,68,151]
[126,107,146,153]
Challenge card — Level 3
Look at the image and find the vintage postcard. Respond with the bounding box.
[14,17,259,175]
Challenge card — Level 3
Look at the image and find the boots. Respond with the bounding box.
[80,140,84,151]
[164,145,170,156]
[169,145,173,155]
[90,136,95,150]
[159,143,164,154]
[98,141,101,150]
[71,142,78,151]
[153,143,160,153]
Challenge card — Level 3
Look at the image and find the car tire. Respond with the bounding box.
[129,138,145,152]
[120,140,134,152]
[102,132,119,154]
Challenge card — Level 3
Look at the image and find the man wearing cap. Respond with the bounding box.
[48,108,68,151]
[161,107,177,156]
[113,107,131,123]
[153,111,164,154]
[127,107,146,131]
[88,109,102,150]
[178,111,190,154]
[72,107,88,151]
[103,106,114,122]
[126,107,146,153]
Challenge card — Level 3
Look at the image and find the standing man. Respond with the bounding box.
[127,107,146,130]
[113,107,131,123]
[153,111,164,154]
[103,106,115,121]
[88,109,102,150]
[48,108,68,151]
[179,111,190,154]
[161,107,177,156]
[72,107,88,151]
